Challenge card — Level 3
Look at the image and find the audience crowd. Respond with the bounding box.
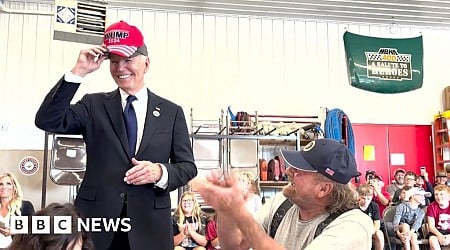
[2,165,449,250]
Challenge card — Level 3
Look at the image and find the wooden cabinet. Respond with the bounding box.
[433,112,450,174]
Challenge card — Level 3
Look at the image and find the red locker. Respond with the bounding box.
[353,124,433,185]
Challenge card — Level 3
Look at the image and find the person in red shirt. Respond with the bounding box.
[366,171,391,217]
[427,184,450,249]
[205,213,220,250]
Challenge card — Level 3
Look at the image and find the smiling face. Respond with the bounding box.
[181,194,195,216]
[282,167,330,208]
[109,54,149,95]
[394,171,405,185]
[0,176,14,199]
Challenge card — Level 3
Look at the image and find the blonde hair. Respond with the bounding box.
[314,174,358,214]
[239,171,260,195]
[174,191,203,226]
[0,172,23,216]
[435,184,450,193]
[327,182,359,214]
[239,172,254,182]
[356,184,374,197]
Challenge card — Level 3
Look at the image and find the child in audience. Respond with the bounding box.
[366,173,391,217]
[416,173,433,204]
[173,191,208,250]
[238,172,262,215]
[392,171,417,205]
[435,171,449,186]
[427,184,450,249]
[393,187,429,250]
[356,184,384,250]
[391,186,413,206]
[205,213,220,250]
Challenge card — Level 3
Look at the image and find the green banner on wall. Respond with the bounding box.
[343,31,423,94]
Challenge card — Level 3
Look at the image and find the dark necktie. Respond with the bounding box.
[124,95,137,157]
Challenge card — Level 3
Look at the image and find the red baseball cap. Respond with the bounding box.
[103,21,148,57]
[394,168,406,175]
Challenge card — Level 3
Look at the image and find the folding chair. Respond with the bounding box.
[383,206,402,250]
[383,205,430,250]
[50,135,86,202]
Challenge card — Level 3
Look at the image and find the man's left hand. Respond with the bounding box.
[124,158,162,185]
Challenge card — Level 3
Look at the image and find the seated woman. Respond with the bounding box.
[173,191,208,250]
[238,172,262,215]
[0,172,35,249]
[8,202,94,249]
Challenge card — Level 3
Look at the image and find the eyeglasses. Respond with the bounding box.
[406,178,416,181]
[182,199,194,203]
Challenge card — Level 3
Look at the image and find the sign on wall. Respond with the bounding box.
[18,156,39,176]
[343,31,423,94]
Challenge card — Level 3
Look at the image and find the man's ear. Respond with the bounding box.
[317,182,333,198]
[144,57,150,73]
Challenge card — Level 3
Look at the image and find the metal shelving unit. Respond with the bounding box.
[189,108,322,203]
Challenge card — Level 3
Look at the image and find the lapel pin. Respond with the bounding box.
[153,107,160,117]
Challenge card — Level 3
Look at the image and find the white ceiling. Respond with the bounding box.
[105,0,450,28]
[2,0,450,28]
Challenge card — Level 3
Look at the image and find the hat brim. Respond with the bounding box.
[107,44,148,58]
[417,192,432,198]
[394,169,406,174]
[280,150,318,173]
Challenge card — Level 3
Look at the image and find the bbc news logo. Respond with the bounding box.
[10,216,131,234]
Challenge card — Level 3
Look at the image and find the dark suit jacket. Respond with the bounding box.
[35,77,197,250]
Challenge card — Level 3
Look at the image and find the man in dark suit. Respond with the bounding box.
[35,21,197,250]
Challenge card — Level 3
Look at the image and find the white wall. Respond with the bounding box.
[0,7,449,150]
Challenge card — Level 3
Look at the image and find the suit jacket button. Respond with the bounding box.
[120,192,125,198]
